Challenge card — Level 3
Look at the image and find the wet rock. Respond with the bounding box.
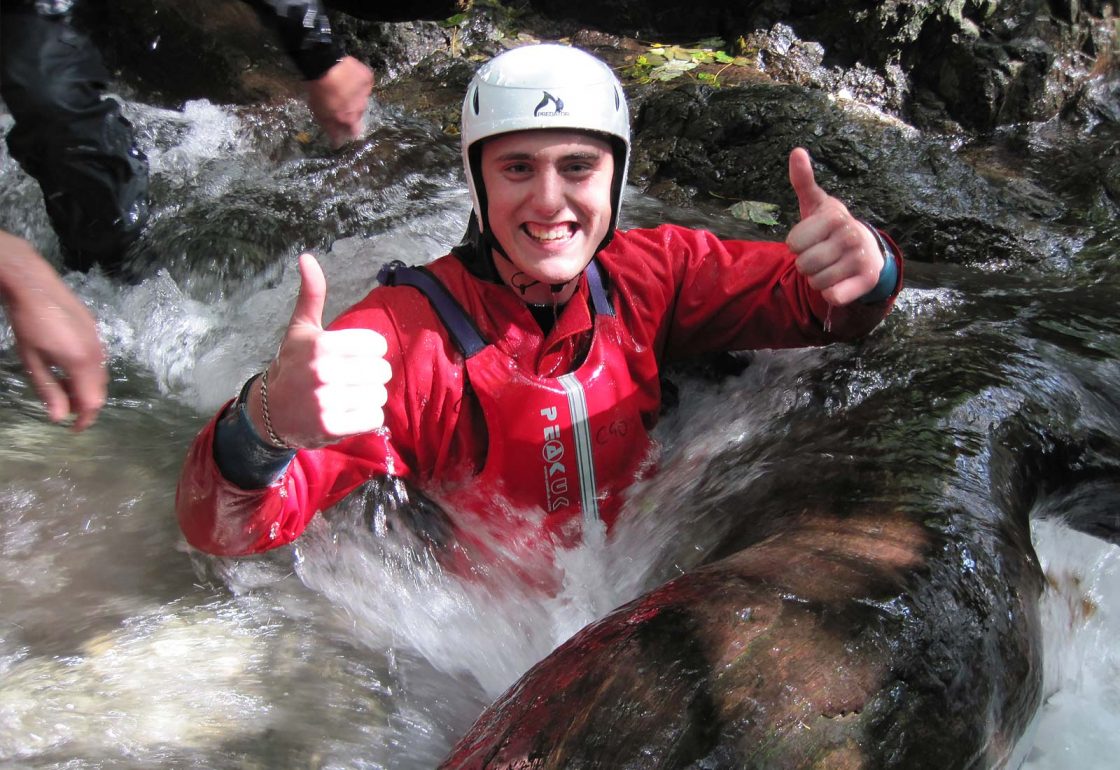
[1065,73,1120,126]
[333,19,454,83]
[328,0,464,23]
[904,1,1110,131]
[629,82,1071,268]
[374,53,479,135]
[1010,119,1120,247]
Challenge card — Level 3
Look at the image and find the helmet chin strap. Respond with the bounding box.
[509,271,540,295]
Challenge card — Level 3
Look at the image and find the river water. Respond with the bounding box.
[0,93,1118,768]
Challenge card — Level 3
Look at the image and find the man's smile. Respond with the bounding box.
[523,222,577,243]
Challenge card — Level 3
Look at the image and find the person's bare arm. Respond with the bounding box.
[0,230,106,430]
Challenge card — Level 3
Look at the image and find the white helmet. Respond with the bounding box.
[460,44,630,249]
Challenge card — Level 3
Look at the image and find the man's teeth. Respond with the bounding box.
[525,223,571,241]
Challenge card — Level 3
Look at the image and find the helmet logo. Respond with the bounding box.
[533,91,568,117]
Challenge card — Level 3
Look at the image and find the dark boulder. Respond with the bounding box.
[629,82,1072,267]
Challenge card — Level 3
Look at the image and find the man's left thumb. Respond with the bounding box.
[789,147,828,221]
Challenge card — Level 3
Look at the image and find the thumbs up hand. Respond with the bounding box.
[785,148,885,307]
[248,253,392,449]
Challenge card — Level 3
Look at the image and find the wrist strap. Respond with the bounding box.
[235,371,258,407]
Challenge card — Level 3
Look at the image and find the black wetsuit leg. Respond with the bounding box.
[0,6,149,271]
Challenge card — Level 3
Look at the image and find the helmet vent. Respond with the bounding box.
[614,87,620,110]
[472,87,479,115]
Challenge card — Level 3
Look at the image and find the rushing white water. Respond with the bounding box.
[1,95,1118,768]
[1020,520,1120,769]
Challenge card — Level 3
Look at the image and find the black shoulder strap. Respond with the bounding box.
[377,261,488,358]
[585,259,615,317]
[377,258,614,356]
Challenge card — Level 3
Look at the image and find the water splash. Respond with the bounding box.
[1021,519,1120,768]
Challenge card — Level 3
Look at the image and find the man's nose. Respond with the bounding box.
[531,169,565,213]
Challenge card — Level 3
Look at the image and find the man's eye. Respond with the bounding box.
[564,162,594,174]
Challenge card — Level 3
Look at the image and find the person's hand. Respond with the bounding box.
[0,231,107,431]
[304,55,375,148]
[786,147,885,307]
[248,253,391,449]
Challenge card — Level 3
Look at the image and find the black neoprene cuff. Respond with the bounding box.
[213,374,296,490]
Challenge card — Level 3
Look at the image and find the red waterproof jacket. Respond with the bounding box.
[176,224,901,556]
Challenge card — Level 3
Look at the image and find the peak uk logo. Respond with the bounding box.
[533,91,568,117]
[539,406,571,513]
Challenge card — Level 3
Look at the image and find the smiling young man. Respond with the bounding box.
[482,130,615,304]
[176,44,902,563]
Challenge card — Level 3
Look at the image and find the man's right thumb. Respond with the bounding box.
[290,253,327,329]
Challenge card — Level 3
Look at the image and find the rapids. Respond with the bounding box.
[1,93,1117,768]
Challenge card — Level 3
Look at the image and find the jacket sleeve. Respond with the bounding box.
[246,0,345,80]
[175,293,424,557]
[615,224,902,361]
[175,412,400,555]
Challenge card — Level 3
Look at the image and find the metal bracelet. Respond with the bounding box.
[259,368,294,449]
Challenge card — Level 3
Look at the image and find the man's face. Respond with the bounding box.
[480,130,614,290]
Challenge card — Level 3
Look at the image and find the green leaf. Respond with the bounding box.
[728,200,781,226]
[660,59,698,72]
[714,50,735,64]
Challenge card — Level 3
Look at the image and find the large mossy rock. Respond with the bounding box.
[628,82,1072,267]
